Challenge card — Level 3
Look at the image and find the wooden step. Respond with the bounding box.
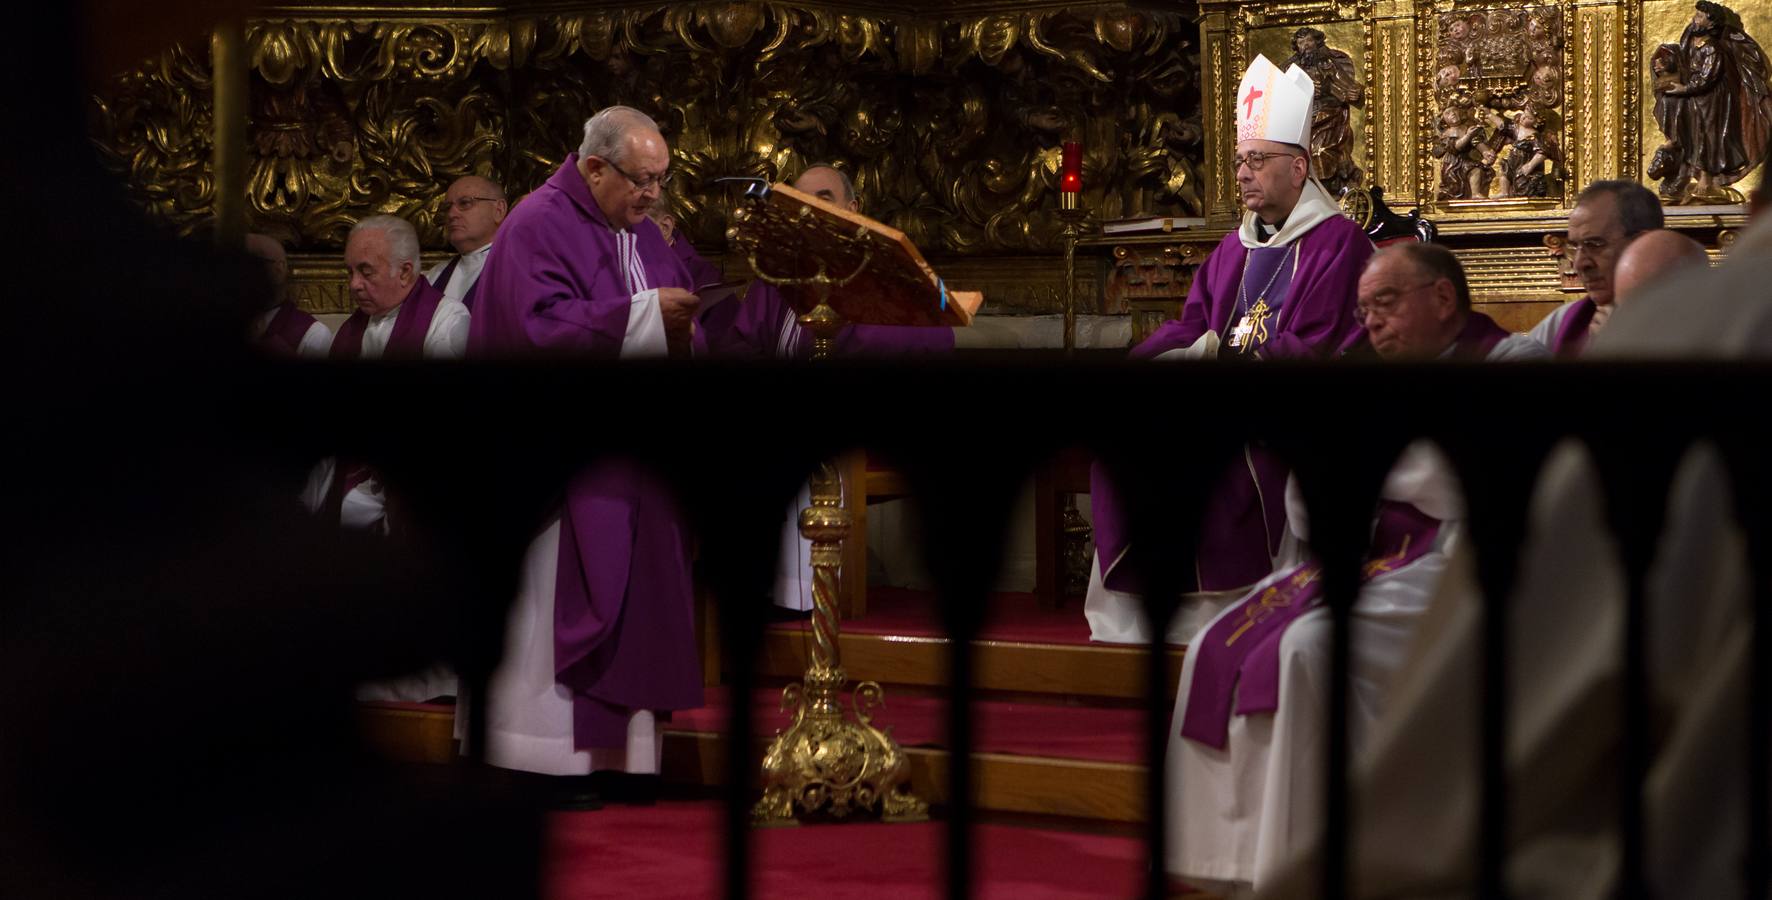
[757,627,1186,702]
[661,730,1146,823]
[357,702,457,765]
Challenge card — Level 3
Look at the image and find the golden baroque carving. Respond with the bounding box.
[88,4,1204,257]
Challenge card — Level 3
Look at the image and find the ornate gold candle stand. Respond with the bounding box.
[1056,192,1092,354]
[728,197,928,826]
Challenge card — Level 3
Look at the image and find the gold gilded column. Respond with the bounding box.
[210,18,247,249]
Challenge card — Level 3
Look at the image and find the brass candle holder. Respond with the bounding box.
[728,200,928,827]
[1056,191,1091,354]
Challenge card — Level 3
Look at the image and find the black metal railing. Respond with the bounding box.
[254,354,1768,900]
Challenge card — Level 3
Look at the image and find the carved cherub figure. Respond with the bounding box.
[1433,105,1496,199]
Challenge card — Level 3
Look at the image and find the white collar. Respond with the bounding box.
[1238,178,1344,249]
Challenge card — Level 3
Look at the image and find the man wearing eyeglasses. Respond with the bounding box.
[1529,180,1664,357]
[423,175,506,312]
[1087,55,1373,647]
[465,106,703,808]
[1355,242,1547,361]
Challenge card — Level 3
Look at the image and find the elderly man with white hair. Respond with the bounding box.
[303,214,470,534]
[465,106,702,808]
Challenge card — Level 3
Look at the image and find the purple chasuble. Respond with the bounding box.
[1178,500,1441,750]
[1448,311,1511,359]
[702,279,955,359]
[1551,297,1596,358]
[257,302,318,357]
[468,154,702,749]
[469,153,692,357]
[1092,216,1371,595]
[329,277,445,360]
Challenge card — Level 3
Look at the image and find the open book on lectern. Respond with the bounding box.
[734,182,984,328]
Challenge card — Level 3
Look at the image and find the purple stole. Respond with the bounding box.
[257,302,318,357]
[1223,244,1298,353]
[431,254,483,312]
[329,278,445,361]
[319,278,444,528]
[1178,500,1441,750]
[1550,297,1596,358]
[1448,311,1511,360]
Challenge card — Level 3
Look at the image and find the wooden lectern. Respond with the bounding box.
[727,182,979,826]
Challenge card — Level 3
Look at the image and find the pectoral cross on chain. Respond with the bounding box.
[1231,298,1272,350]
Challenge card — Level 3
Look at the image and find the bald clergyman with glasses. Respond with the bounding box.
[1085,54,1374,648]
[423,175,507,312]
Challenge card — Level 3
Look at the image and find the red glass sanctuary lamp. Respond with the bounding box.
[1059,140,1082,210]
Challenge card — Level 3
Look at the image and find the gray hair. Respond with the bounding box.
[349,215,421,271]
[578,106,662,164]
[1576,180,1665,236]
[801,163,857,204]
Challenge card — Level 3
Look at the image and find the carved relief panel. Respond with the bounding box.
[1640,0,1772,205]
[1425,2,1569,203]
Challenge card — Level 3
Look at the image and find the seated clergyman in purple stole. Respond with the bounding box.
[245,233,331,358]
[423,175,507,313]
[1349,242,1548,362]
[464,106,703,808]
[301,215,467,704]
[302,214,470,534]
[1162,441,1464,894]
[649,201,723,292]
[702,164,954,617]
[1086,55,1373,647]
[1527,180,1664,358]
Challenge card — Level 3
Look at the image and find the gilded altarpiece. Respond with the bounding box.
[87,2,1207,316]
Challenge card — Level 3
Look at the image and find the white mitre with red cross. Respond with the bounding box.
[1235,53,1315,150]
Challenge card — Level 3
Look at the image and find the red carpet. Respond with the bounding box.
[672,687,1147,765]
[545,801,1145,899]
[815,588,1097,645]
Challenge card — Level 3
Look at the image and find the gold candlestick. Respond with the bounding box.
[731,209,928,826]
[1056,192,1091,355]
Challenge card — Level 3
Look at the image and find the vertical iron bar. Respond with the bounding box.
[1747,546,1769,900]
[946,620,977,900]
[1619,572,1649,900]
[1478,574,1509,900]
[1145,622,1173,900]
[1323,562,1359,900]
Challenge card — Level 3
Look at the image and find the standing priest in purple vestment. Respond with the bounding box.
[1527,180,1664,357]
[1086,55,1374,647]
[464,106,702,807]
[702,164,954,616]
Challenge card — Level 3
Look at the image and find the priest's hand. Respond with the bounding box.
[660,287,701,356]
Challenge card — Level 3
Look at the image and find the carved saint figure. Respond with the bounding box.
[1433,105,1495,200]
[1651,1,1772,203]
[1499,106,1560,198]
[1284,27,1366,196]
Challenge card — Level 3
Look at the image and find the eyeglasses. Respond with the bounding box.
[596,156,673,193]
[1356,279,1442,324]
[1565,236,1617,258]
[1232,150,1302,172]
[448,196,503,212]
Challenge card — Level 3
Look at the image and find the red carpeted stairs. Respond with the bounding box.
[666,589,1186,824]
